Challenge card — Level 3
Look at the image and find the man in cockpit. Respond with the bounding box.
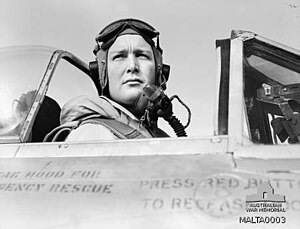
[46,18,177,141]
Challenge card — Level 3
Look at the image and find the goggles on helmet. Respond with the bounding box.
[93,18,162,54]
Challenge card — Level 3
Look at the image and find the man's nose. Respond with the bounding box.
[126,55,139,73]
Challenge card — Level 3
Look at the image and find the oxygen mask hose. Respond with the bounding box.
[134,84,191,137]
[162,95,191,137]
[165,115,187,137]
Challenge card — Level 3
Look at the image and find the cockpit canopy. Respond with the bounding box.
[0,47,55,142]
[0,46,97,143]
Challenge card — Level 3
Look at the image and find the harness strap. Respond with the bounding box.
[43,117,146,142]
[43,120,80,142]
[80,118,146,139]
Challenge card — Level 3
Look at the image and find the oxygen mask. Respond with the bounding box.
[134,84,191,137]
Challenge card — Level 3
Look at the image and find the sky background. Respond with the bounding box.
[1,0,300,137]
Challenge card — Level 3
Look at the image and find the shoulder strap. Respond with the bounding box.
[43,120,81,142]
[80,118,146,139]
[43,117,146,142]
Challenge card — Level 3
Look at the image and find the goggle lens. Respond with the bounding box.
[96,18,159,45]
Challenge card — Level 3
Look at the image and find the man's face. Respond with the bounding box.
[107,34,155,110]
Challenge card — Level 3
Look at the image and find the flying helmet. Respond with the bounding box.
[89,18,170,95]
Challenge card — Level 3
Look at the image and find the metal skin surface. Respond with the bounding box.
[0,138,299,229]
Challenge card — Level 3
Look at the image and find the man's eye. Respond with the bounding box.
[137,53,150,59]
[113,54,124,60]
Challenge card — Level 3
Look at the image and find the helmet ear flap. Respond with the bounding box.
[89,60,101,95]
[89,50,109,96]
[153,47,170,90]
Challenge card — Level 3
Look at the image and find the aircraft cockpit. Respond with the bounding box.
[1,31,300,146]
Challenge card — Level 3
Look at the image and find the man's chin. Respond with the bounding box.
[117,89,142,105]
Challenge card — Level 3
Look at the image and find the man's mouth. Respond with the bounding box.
[124,78,143,84]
